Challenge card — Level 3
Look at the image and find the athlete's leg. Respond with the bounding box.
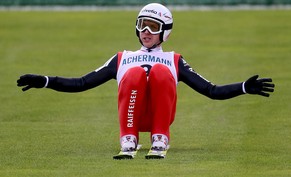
[148,64,177,141]
[118,66,147,147]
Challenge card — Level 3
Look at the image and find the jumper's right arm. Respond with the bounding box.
[17,55,118,92]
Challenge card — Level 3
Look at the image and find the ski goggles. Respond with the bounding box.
[136,17,164,35]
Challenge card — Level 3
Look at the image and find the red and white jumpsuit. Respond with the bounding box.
[116,47,180,141]
[45,46,245,143]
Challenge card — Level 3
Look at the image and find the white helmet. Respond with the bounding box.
[136,3,173,45]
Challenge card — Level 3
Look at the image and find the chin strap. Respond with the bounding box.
[146,44,157,52]
[138,35,162,52]
[145,41,162,52]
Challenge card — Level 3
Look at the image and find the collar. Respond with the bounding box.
[140,46,163,52]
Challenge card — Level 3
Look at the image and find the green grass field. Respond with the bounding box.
[0,9,290,177]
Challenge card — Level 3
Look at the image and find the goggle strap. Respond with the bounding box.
[162,23,173,30]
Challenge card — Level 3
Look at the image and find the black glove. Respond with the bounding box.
[17,74,47,91]
[244,75,275,97]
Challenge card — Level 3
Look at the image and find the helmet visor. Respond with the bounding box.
[136,17,163,35]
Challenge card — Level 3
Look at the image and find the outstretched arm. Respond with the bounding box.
[17,55,118,92]
[178,57,275,100]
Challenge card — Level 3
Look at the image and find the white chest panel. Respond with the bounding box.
[117,50,178,85]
